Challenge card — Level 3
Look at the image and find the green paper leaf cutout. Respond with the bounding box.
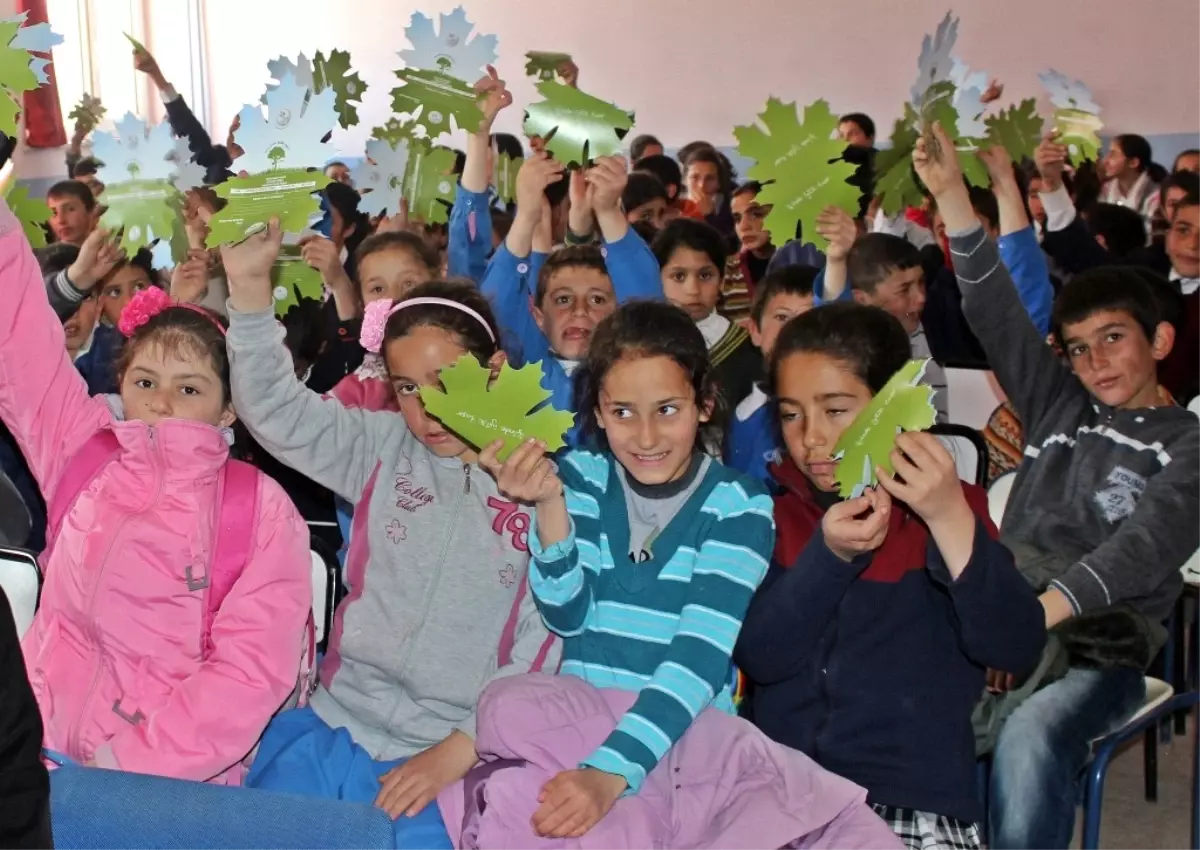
[123,32,146,54]
[875,110,924,218]
[733,98,860,249]
[833,359,938,499]
[523,80,634,167]
[269,244,324,318]
[419,354,576,460]
[984,98,1043,164]
[206,168,331,248]
[6,184,49,248]
[524,51,572,81]
[1054,108,1103,166]
[494,151,522,205]
[391,67,484,138]
[371,116,415,146]
[405,140,457,225]
[98,179,183,255]
[0,20,38,94]
[67,93,105,135]
[313,48,367,130]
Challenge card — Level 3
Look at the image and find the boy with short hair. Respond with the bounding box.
[481,153,660,436]
[721,181,777,323]
[46,180,96,247]
[837,112,876,149]
[726,265,817,484]
[915,123,1199,850]
[621,171,669,232]
[845,233,949,420]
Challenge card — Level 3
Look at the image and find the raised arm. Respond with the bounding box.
[980,146,1054,336]
[223,221,389,501]
[914,124,1083,431]
[583,488,773,792]
[813,205,858,303]
[448,68,508,283]
[92,479,311,780]
[589,155,662,302]
[0,202,109,499]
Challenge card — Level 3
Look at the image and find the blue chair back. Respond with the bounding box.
[51,767,395,849]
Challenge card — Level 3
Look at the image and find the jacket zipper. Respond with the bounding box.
[67,430,167,759]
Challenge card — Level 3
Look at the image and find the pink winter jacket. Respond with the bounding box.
[437,674,902,849]
[0,203,312,784]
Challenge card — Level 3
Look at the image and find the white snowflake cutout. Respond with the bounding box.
[91,113,177,184]
[233,72,337,174]
[354,138,412,218]
[910,11,959,104]
[397,6,497,83]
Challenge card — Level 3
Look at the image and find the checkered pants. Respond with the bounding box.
[871,804,981,850]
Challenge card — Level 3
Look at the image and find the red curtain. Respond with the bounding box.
[18,0,66,148]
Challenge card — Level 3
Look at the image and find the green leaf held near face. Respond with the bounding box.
[833,359,938,499]
[522,80,634,168]
[206,168,331,248]
[734,98,861,250]
[419,354,576,461]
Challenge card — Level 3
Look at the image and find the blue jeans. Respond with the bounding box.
[989,665,1145,849]
[246,706,453,849]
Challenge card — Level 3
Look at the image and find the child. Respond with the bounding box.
[0,584,50,849]
[222,223,556,847]
[96,249,155,328]
[622,170,670,232]
[46,180,96,247]
[915,123,1199,849]
[323,232,441,413]
[723,181,777,322]
[843,233,949,420]
[0,199,312,782]
[726,265,817,484]
[736,302,1045,850]
[481,151,661,424]
[654,218,774,427]
[634,154,684,213]
[679,146,735,236]
[629,133,664,162]
[838,112,876,149]
[1101,134,1160,230]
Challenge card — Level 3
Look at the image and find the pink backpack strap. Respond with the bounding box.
[498,568,557,673]
[43,430,121,566]
[200,459,261,658]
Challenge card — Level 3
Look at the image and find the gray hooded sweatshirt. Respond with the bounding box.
[227,306,559,760]
[950,224,1198,636]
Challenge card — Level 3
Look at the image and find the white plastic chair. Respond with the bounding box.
[311,549,330,645]
[0,546,40,639]
[944,367,1007,431]
[987,472,1016,528]
[931,424,987,486]
[1188,395,1200,418]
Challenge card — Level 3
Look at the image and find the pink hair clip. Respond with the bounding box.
[117,286,226,338]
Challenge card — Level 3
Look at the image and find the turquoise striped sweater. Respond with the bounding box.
[528,449,775,793]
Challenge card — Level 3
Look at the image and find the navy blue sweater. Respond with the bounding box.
[734,461,1045,823]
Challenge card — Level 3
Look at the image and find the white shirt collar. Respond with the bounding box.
[694,311,731,350]
[1169,268,1200,295]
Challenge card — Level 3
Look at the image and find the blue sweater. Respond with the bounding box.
[480,229,662,446]
[529,450,774,793]
[723,384,781,487]
[447,185,493,284]
[735,463,1045,823]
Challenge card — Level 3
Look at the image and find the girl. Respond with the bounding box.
[221,222,556,848]
[0,199,312,782]
[326,232,440,413]
[653,219,760,431]
[479,300,776,838]
[734,302,1046,850]
[96,249,155,328]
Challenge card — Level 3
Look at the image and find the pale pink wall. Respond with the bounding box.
[200,0,1200,158]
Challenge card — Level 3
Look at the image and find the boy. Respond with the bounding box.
[621,171,670,232]
[629,133,663,163]
[915,123,1199,850]
[481,152,660,431]
[721,181,777,323]
[46,180,96,247]
[844,233,949,420]
[634,154,684,214]
[837,112,876,150]
[726,266,817,484]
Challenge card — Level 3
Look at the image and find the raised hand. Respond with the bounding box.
[911,122,964,201]
[821,487,891,562]
[977,145,1015,188]
[169,248,211,304]
[515,152,566,215]
[1033,131,1069,192]
[299,235,348,286]
[815,205,858,262]
[980,78,1004,105]
[557,59,579,88]
[219,218,283,313]
[68,228,125,292]
[531,767,626,839]
[474,64,513,130]
[587,155,628,213]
